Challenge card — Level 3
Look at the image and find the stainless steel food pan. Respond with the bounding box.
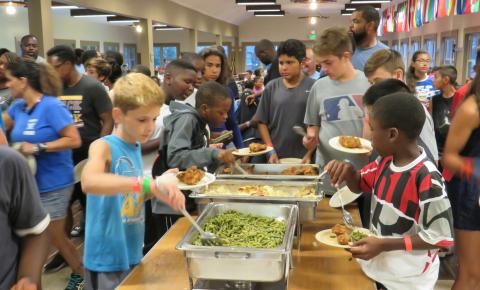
[176,202,298,282]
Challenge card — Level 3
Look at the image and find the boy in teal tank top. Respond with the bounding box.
[80,73,185,290]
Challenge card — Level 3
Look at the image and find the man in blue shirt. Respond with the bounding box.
[350,5,389,71]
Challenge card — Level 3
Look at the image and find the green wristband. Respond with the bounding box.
[142,177,151,196]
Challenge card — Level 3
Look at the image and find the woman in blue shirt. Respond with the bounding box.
[2,59,84,288]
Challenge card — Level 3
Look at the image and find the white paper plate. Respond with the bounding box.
[329,186,362,208]
[328,136,372,154]
[315,227,372,249]
[176,172,216,190]
[74,159,88,183]
[233,146,274,157]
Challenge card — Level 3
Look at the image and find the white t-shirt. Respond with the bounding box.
[142,104,171,177]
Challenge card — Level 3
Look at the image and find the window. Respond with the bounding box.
[153,44,179,68]
[423,38,436,68]
[80,41,100,51]
[400,41,409,67]
[442,37,456,65]
[466,33,479,80]
[123,44,137,70]
[104,42,120,52]
[245,45,262,71]
[54,39,75,48]
[410,39,420,60]
[392,42,399,52]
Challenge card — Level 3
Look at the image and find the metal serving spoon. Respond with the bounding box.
[180,208,222,246]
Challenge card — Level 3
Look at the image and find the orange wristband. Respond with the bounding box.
[132,177,141,193]
[403,235,413,252]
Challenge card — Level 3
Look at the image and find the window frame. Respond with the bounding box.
[153,43,180,68]
[463,27,480,81]
[440,30,458,66]
[103,42,120,53]
[123,43,138,70]
[54,39,76,48]
[422,34,437,68]
[80,40,100,52]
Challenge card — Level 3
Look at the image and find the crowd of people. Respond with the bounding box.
[0,5,479,290]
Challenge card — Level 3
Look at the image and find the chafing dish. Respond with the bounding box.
[215,163,321,181]
[176,202,298,283]
[190,179,323,223]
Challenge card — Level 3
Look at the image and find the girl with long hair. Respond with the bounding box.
[200,47,245,148]
[406,50,436,108]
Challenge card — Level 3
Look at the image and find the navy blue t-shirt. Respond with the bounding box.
[8,96,75,193]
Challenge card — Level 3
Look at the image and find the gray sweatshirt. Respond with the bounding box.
[162,101,219,170]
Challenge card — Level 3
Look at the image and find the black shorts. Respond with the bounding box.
[447,177,480,231]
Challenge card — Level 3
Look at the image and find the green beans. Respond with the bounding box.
[192,210,286,248]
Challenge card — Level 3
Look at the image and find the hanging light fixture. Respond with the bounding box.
[309,0,318,10]
[135,24,143,33]
[310,17,317,25]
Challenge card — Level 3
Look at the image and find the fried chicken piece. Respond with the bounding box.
[331,223,347,235]
[177,166,205,185]
[223,167,233,174]
[339,136,362,149]
[337,233,350,245]
[249,143,267,152]
[301,166,318,175]
[281,166,319,176]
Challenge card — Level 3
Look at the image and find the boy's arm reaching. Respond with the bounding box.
[324,160,362,192]
[81,140,185,210]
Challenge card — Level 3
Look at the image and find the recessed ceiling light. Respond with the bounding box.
[310,17,317,25]
[309,2,318,10]
[236,0,276,5]
[246,4,281,12]
[254,10,285,16]
[70,9,115,17]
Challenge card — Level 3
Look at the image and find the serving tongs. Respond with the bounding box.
[233,160,249,175]
[180,208,223,246]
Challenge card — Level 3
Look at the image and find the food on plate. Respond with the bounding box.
[350,229,369,243]
[331,223,347,235]
[337,233,350,245]
[330,224,370,245]
[203,184,317,198]
[281,165,319,176]
[249,143,267,152]
[191,210,286,248]
[177,166,205,185]
[339,136,362,149]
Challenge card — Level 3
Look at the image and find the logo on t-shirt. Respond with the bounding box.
[23,118,38,136]
[324,95,364,122]
[115,156,144,224]
[58,95,83,128]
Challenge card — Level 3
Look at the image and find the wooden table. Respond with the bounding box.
[118,199,375,290]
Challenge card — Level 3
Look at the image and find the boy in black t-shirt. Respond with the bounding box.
[325,93,453,290]
[431,65,458,157]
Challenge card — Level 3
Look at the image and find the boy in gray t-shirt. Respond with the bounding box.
[303,27,370,171]
[256,39,316,163]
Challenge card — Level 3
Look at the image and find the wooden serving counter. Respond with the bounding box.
[118,199,375,290]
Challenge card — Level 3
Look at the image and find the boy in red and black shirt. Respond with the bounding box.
[326,92,454,290]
